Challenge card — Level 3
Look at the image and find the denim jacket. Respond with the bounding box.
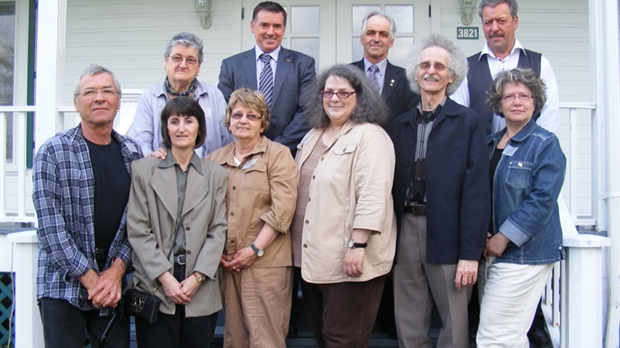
[488,120,566,264]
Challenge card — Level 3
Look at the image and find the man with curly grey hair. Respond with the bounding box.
[390,34,489,348]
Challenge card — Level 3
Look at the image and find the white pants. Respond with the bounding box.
[476,261,554,348]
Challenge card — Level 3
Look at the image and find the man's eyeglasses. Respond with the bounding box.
[230,112,263,122]
[320,91,356,99]
[79,88,118,99]
[169,56,199,66]
[417,61,448,73]
[502,94,533,103]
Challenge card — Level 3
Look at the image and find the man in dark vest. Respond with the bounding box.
[351,11,420,132]
[451,1,558,346]
[452,0,560,135]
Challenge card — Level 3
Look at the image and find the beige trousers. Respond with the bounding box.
[222,266,293,348]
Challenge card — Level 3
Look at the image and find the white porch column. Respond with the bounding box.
[589,0,620,346]
[34,0,67,151]
[7,231,43,348]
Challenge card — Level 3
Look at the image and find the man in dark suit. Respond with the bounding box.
[218,1,316,155]
[350,11,419,131]
[350,11,419,337]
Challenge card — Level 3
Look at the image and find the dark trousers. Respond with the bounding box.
[301,275,385,348]
[135,263,215,348]
[39,297,129,348]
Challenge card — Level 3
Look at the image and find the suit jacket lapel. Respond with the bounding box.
[242,49,258,89]
[273,48,292,105]
[382,61,398,101]
[151,166,178,220]
[182,166,209,216]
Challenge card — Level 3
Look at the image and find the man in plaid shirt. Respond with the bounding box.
[32,65,142,348]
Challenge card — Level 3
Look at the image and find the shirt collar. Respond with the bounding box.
[363,57,388,74]
[158,149,203,175]
[479,38,526,60]
[255,46,281,63]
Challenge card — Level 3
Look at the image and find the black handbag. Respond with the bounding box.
[123,286,161,324]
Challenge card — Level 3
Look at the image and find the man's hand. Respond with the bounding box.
[89,259,126,308]
[343,248,365,277]
[454,259,478,290]
[485,232,511,258]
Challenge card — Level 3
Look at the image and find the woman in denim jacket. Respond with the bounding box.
[476,68,566,348]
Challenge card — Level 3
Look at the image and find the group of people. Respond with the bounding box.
[32,1,566,348]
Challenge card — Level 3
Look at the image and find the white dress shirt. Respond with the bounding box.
[451,39,560,134]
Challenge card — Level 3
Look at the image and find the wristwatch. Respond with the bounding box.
[250,243,265,257]
[348,239,368,249]
[194,273,206,283]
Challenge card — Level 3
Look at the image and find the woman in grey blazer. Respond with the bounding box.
[127,97,227,348]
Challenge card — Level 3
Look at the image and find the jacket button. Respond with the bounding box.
[308,197,311,202]
[312,175,315,179]
[232,186,236,190]
[303,244,308,248]
[186,250,192,255]
[185,226,191,231]
[231,212,235,216]
[305,220,309,224]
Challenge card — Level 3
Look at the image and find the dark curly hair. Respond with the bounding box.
[304,64,388,129]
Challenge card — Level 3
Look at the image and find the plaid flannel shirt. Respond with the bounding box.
[33,125,143,314]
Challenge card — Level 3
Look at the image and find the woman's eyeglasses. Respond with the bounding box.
[320,91,356,99]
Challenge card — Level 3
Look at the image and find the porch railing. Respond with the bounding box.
[0,100,607,347]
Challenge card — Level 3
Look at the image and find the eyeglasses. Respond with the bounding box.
[502,94,533,103]
[79,88,118,99]
[320,91,356,99]
[168,55,199,66]
[230,112,263,122]
[417,61,449,73]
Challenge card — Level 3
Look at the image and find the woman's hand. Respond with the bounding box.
[146,147,167,159]
[220,253,236,273]
[343,248,365,277]
[179,274,202,300]
[227,247,258,271]
[158,272,190,305]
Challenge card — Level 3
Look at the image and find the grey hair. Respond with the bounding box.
[360,11,397,39]
[406,34,468,96]
[163,32,204,63]
[478,0,518,19]
[73,64,122,99]
[485,68,546,117]
[304,64,388,129]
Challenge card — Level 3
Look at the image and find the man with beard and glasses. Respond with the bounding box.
[390,35,489,348]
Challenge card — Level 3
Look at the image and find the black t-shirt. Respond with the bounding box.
[85,137,130,256]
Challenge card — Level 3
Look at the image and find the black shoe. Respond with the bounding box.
[528,326,552,348]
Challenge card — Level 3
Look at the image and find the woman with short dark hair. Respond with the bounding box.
[127,97,227,348]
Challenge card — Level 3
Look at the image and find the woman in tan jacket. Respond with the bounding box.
[127,97,227,348]
[207,88,298,348]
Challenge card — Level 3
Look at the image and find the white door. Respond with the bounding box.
[241,0,431,71]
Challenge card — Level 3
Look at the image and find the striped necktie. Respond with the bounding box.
[259,53,274,106]
[367,64,381,91]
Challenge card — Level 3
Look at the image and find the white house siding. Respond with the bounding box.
[63,0,241,104]
[58,0,594,221]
